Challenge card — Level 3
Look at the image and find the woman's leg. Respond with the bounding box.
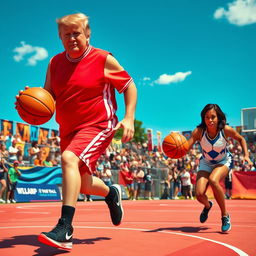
[209,165,229,217]
[195,171,211,207]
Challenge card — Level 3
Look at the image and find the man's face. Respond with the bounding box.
[59,22,89,58]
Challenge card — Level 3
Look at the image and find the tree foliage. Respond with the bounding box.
[114,119,147,143]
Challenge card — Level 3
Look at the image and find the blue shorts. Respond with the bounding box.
[199,154,233,173]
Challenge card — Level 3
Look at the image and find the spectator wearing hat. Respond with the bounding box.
[7,161,21,203]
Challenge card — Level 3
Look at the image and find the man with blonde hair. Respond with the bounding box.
[35,13,137,250]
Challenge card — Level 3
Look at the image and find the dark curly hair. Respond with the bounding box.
[197,104,227,130]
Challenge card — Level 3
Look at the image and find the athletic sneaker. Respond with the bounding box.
[200,201,213,223]
[221,214,231,232]
[38,218,73,251]
[105,184,124,226]
[0,198,5,203]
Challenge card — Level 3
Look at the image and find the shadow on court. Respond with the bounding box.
[0,234,111,255]
[144,226,211,233]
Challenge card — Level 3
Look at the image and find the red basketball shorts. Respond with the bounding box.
[60,126,115,175]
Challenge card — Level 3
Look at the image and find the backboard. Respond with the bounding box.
[241,107,256,132]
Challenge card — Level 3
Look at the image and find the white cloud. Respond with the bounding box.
[214,0,256,26]
[13,41,48,66]
[154,71,192,85]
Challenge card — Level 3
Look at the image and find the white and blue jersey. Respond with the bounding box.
[199,129,233,173]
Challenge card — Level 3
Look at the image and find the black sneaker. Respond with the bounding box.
[105,184,124,226]
[200,201,213,223]
[38,218,73,251]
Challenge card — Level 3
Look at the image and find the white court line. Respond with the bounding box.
[75,221,256,228]
[0,225,249,256]
[16,205,256,214]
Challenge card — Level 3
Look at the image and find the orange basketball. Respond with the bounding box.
[16,87,55,125]
[162,132,189,159]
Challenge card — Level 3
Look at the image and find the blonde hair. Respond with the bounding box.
[56,13,91,38]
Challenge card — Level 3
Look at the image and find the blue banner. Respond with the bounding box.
[30,125,39,142]
[18,166,62,185]
[15,183,61,202]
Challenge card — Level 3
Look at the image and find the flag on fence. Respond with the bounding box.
[147,128,153,151]
[157,131,162,152]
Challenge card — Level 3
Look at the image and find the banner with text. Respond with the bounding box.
[15,183,61,202]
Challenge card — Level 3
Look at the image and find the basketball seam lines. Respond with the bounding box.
[21,93,53,115]
[18,100,51,117]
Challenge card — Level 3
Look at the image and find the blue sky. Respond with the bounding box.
[1,0,256,140]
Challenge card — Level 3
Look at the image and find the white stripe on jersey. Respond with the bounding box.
[119,78,133,93]
[79,128,110,161]
[79,83,117,166]
[103,83,111,119]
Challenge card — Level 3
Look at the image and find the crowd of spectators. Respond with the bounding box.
[0,130,255,202]
[0,131,61,166]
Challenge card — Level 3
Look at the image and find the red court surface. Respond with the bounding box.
[0,199,255,256]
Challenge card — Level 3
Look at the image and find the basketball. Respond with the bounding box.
[162,132,189,159]
[16,87,55,125]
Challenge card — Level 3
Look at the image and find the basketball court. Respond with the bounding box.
[0,199,255,256]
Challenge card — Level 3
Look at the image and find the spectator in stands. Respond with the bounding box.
[8,140,19,163]
[52,151,61,166]
[180,168,192,199]
[225,170,232,199]
[170,166,181,199]
[0,158,8,203]
[0,131,6,144]
[13,132,24,143]
[144,169,153,200]
[190,170,197,197]
[0,143,9,161]
[96,156,105,173]
[5,132,14,143]
[43,156,53,167]
[28,141,40,164]
[121,166,135,200]
[7,160,21,203]
[120,160,130,172]
[34,152,44,166]
[133,166,145,200]
[100,165,112,187]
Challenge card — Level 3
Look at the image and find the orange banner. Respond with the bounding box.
[38,128,49,145]
[16,122,30,142]
[1,120,13,137]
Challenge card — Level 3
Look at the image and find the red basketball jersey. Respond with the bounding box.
[50,46,133,137]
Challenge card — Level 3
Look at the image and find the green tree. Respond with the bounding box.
[114,119,147,143]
